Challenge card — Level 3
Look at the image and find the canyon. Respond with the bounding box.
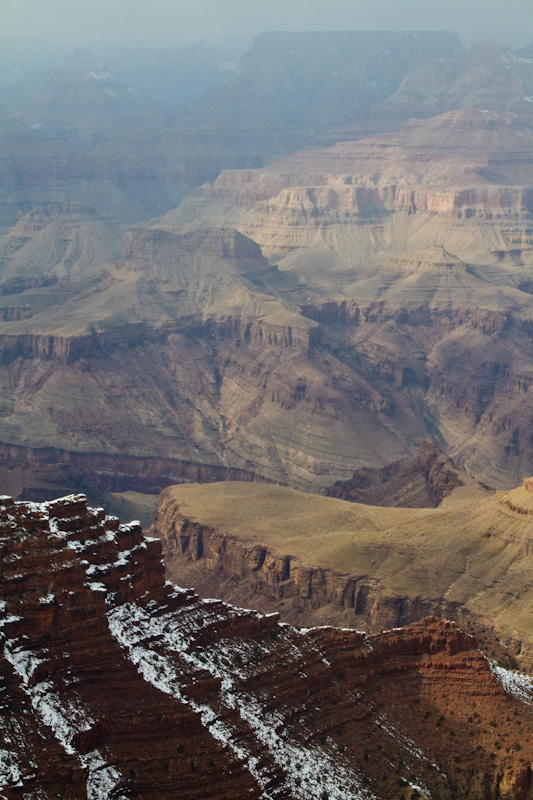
[2,37,533,498]
[1,492,533,799]
[3,31,533,797]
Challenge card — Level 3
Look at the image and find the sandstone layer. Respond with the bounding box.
[2,493,533,799]
[154,480,533,670]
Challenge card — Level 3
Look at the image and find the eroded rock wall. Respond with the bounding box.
[2,493,533,799]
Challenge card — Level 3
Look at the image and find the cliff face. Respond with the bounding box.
[154,481,533,671]
[2,493,533,799]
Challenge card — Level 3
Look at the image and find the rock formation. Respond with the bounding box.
[157,103,533,490]
[154,479,533,670]
[183,31,465,154]
[325,438,479,507]
[318,40,533,144]
[2,493,533,799]
[0,32,463,234]
[4,37,533,497]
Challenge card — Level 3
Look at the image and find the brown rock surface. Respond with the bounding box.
[2,492,533,799]
[154,480,533,670]
[326,437,477,507]
[6,45,533,497]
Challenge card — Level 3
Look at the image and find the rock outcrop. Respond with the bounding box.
[326,438,474,507]
[2,493,533,799]
[154,480,533,671]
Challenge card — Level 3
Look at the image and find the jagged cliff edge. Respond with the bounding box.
[1,493,533,799]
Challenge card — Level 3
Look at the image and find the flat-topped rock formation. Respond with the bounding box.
[154,480,533,670]
[2,493,533,799]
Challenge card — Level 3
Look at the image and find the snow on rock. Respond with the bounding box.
[491,663,533,704]
[108,599,374,800]
[0,749,23,791]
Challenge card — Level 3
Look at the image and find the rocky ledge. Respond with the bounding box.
[2,493,533,799]
[155,481,533,672]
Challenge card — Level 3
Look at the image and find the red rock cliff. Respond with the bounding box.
[2,494,533,799]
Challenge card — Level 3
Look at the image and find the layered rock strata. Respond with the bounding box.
[2,493,533,799]
[325,438,473,508]
[318,40,533,144]
[155,481,533,670]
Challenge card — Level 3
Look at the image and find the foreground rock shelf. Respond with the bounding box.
[1,492,533,798]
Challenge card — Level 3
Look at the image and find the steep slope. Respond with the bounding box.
[0,218,436,501]
[325,438,487,508]
[2,493,533,799]
[0,203,128,290]
[155,479,533,670]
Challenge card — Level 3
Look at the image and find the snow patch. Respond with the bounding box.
[83,750,122,800]
[87,582,107,592]
[490,663,533,704]
[0,749,23,790]
[4,640,45,681]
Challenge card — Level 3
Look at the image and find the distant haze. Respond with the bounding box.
[1,0,532,51]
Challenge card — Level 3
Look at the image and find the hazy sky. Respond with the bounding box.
[1,0,532,50]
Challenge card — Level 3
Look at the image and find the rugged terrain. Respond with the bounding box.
[2,493,533,799]
[325,438,483,508]
[158,101,533,489]
[154,477,533,670]
[3,37,533,498]
[1,32,460,233]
